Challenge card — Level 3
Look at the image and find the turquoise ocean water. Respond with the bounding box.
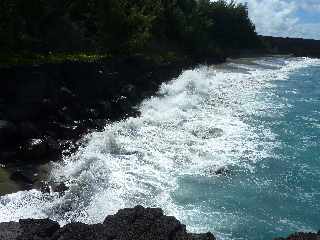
[0,57,319,240]
[172,60,320,239]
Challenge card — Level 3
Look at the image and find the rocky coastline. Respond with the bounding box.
[0,205,318,240]
[1,51,320,240]
[261,36,320,58]
[0,54,225,193]
[0,206,216,240]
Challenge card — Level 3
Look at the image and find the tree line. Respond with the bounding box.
[0,0,261,57]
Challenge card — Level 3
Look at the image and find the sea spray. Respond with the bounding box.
[1,57,320,240]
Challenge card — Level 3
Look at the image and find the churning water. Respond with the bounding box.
[1,57,320,240]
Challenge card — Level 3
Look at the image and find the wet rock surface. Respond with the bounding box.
[0,205,317,240]
[274,232,320,240]
[0,206,216,240]
[1,55,214,193]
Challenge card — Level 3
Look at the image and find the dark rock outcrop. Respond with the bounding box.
[274,232,320,240]
[0,206,318,240]
[0,55,225,193]
[0,120,19,146]
[0,206,215,240]
[213,166,230,176]
[261,36,320,57]
[18,137,61,162]
[10,171,35,185]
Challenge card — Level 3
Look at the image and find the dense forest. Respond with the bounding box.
[0,0,262,60]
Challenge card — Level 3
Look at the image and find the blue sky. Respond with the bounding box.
[233,0,320,39]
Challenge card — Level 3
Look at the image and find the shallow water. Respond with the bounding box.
[1,57,319,240]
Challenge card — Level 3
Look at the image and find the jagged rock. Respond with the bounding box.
[38,181,69,195]
[214,166,230,176]
[85,108,99,119]
[18,122,40,140]
[52,182,69,195]
[19,139,48,160]
[0,51,206,195]
[10,171,34,184]
[0,222,21,240]
[18,219,60,240]
[207,128,224,138]
[274,232,320,240]
[39,181,51,194]
[52,223,106,240]
[18,137,61,161]
[38,181,68,195]
[45,136,61,157]
[189,233,216,240]
[0,206,215,240]
[103,206,215,240]
[0,151,17,164]
[41,98,58,117]
[121,84,136,99]
[0,120,18,146]
[95,101,111,118]
[59,87,75,100]
[57,107,73,123]
[47,123,77,140]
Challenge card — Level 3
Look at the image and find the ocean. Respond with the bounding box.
[1,57,319,240]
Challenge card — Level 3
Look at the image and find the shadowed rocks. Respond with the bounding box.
[274,232,320,240]
[0,206,215,240]
[0,120,19,146]
[0,206,318,240]
[0,56,202,194]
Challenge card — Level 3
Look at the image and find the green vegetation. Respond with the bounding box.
[0,52,110,66]
[0,0,262,64]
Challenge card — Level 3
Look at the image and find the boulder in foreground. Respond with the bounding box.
[0,205,319,240]
[0,206,215,240]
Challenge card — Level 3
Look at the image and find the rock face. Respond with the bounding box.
[0,206,319,240]
[0,120,18,146]
[0,206,215,240]
[274,232,320,240]
[1,55,221,193]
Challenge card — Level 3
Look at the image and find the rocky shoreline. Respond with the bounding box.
[1,54,320,240]
[0,55,225,194]
[0,206,318,240]
[0,206,215,240]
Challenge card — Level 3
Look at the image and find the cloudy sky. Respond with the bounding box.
[233,0,320,40]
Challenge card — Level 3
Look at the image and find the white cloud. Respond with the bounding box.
[217,0,320,39]
[243,0,298,37]
[292,22,320,39]
[300,2,320,13]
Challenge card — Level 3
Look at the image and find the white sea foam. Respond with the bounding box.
[1,57,319,231]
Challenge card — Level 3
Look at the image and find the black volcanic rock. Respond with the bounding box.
[18,139,48,160]
[0,206,215,240]
[18,219,60,240]
[0,222,22,240]
[51,182,69,195]
[10,171,34,184]
[0,55,216,194]
[0,206,318,240]
[0,120,18,146]
[18,122,40,140]
[274,232,320,240]
[51,223,106,240]
[18,137,61,162]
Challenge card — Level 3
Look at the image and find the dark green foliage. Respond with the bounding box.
[97,0,161,53]
[0,0,262,59]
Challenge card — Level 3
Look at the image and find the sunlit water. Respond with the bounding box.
[1,57,320,240]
